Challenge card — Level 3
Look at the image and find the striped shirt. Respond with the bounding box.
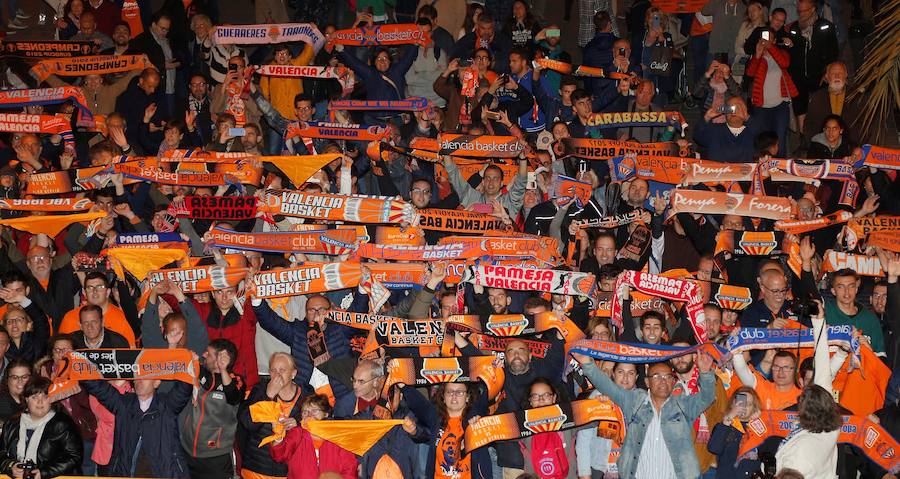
[633,398,678,479]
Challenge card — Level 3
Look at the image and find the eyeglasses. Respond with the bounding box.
[351,376,377,385]
[52,347,73,355]
[84,284,108,292]
[529,392,555,402]
[4,316,27,324]
[648,373,676,382]
[771,365,795,373]
[28,255,50,262]
[763,285,789,295]
[411,188,431,195]
[444,389,467,397]
[9,374,30,382]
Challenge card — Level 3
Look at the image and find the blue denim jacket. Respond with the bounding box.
[582,362,716,479]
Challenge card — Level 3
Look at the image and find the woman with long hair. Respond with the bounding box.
[459,3,484,40]
[519,378,573,479]
[502,0,541,50]
[417,382,491,478]
[775,385,842,478]
[270,394,357,479]
[576,362,635,478]
[0,377,83,477]
[707,387,764,478]
[0,358,33,425]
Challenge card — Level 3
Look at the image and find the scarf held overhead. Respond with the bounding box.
[461,264,597,297]
[210,226,357,255]
[212,23,325,51]
[612,270,707,342]
[738,411,900,474]
[667,189,794,220]
[327,24,430,47]
[29,54,153,82]
[464,398,625,454]
[260,190,417,224]
[383,356,505,400]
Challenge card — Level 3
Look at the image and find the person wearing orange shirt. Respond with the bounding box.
[58,272,138,347]
[732,302,840,411]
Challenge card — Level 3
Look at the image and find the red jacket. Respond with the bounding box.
[746,45,798,107]
[270,426,358,479]
[192,299,259,388]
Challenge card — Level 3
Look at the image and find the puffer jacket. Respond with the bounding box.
[82,380,193,478]
[179,366,245,458]
[0,410,83,478]
[581,361,716,479]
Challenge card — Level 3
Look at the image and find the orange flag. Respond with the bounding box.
[265,153,342,186]
[0,211,107,237]
[106,247,188,281]
[305,419,405,456]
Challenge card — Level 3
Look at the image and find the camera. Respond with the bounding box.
[19,460,36,479]
[791,294,821,317]
[716,104,738,114]
[459,58,472,67]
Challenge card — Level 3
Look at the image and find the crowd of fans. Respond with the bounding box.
[0,0,897,478]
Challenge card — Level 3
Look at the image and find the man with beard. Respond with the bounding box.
[670,339,727,476]
[101,22,132,56]
[454,330,567,477]
[175,74,214,145]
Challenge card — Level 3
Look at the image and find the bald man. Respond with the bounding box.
[114,67,169,148]
[4,235,79,326]
[695,96,762,163]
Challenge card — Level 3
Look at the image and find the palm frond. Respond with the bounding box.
[848,0,900,145]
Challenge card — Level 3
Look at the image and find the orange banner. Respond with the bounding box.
[437,235,558,261]
[384,356,505,400]
[868,230,900,253]
[146,265,249,294]
[0,113,71,134]
[251,262,426,298]
[586,110,686,130]
[209,225,356,255]
[820,250,884,278]
[562,138,680,159]
[411,134,526,158]
[738,411,900,474]
[327,24,430,46]
[0,198,93,211]
[30,54,152,82]
[859,144,900,171]
[775,210,854,235]
[465,398,624,453]
[261,190,416,224]
[0,211,106,237]
[668,189,794,220]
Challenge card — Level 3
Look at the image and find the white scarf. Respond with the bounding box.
[17,410,56,463]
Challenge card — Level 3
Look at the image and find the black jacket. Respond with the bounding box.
[127,31,166,81]
[785,17,839,91]
[0,410,83,478]
[4,301,49,363]
[238,381,302,477]
[82,380,192,478]
[71,328,129,349]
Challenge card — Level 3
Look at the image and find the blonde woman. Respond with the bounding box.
[707,387,763,478]
[733,0,768,79]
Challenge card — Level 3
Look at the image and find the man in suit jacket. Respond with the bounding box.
[803,61,873,146]
[70,304,130,349]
